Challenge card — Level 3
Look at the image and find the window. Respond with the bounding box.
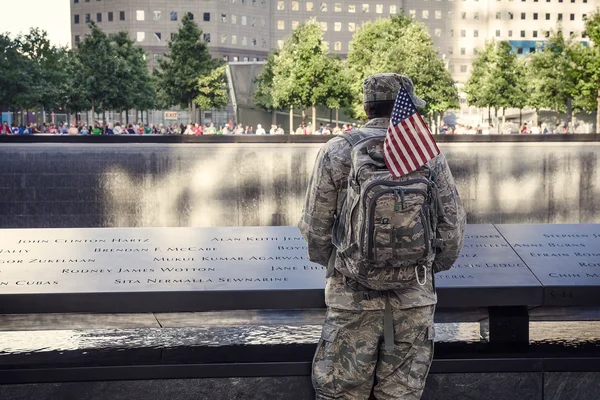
[496,30,500,37]
[306,2,314,11]
[474,12,479,20]
[460,65,467,73]
[570,14,575,21]
[349,4,356,12]
[242,16,247,25]
[74,14,80,24]
[321,2,328,11]
[533,30,538,37]
[409,9,416,18]
[474,49,478,55]
[508,30,513,37]
[334,3,342,11]
[517,47,523,54]
[292,1,299,10]
[154,32,162,42]
[242,36,247,46]
[390,5,397,14]
[461,48,465,55]
[221,34,227,44]
[474,30,478,37]
[232,35,237,44]
[496,12,501,20]
[277,20,284,29]
[277,1,284,10]
[171,33,175,41]
[85,13,90,23]
[362,3,369,12]
[584,14,587,20]
[108,12,113,21]
[461,12,466,19]
[533,13,538,20]
[509,12,514,20]
[136,10,144,21]
[204,13,210,21]
[448,47,453,55]
[461,29,466,37]
[320,21,327,31]
[292,20,299,29]
[546,13,550,20]
[348,22,356,32]
[521,30,526,37]
[187,12,194,20]
[243,57,249,62]
[448,11,453,19]
[153,11,161,21]
[233,56,239,62]
[422,10,429,19]
[153,54,161,62]
[376,4,383,13]
[521,12,526,19]
[120,11,125,21]
[545,31,550,38]
[170,12,177,21]
[232,15,236,24]
[334,41,342,51]
[435,10,441,19]
[136,32,145,42]
[450,29,454,37]
[434,28,441,37]
[558,13,562,20]
[221,13,227,22]
[334,22,341,31]
[74,0,78,3]
[204,34,211,43]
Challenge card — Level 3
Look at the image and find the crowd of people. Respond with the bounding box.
[439,122,573,135]
[0,120,361,136]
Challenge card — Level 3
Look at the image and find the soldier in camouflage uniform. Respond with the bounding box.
[298,73,466,400]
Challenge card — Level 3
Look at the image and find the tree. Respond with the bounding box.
[464,41,497,124]
[581,10,600,131]
[76,22,117,121]
[194,65,229,123]
[528,28,580,128]
[254,51,280,124]
[320,56,352,127]
[0,34,31,120]
[272,19,340,129]
[110,31,156,121]
[154,13,222,121]
[346,16,458,122]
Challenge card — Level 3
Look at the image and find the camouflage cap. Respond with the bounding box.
[363,73,426,108]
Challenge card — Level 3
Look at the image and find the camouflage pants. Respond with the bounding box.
[312,305,435,400]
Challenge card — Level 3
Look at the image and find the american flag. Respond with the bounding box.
[383,86,440,177]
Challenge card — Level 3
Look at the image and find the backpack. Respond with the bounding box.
[331,130,445,292]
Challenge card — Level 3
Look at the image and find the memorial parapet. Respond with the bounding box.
[0,224,555,313]
[435,224,542,307]
[496,224,600,306]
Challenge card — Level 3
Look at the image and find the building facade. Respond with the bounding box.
[70,0,596,81]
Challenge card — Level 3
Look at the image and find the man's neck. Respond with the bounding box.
[363,118,390,129]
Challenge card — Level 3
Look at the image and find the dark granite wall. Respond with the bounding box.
[0,142,598,228]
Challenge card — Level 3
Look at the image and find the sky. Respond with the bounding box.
[4,0,71,47]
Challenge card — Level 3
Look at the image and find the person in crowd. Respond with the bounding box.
[80,125,89,135]
[520,123,529,134]
[183,124,194,135]
[68,123,79,135]
[305,122,314,135]
[217,125,223,135]
[276,125,285,135]
[142,124,151,134]
[332,125,341,135]
[222,124,230,135]
[191,123,201,135]
[206,122,217,134]
[125,124,134,134]
[0,121,11,134]
[30,123,41,133]
[105,123,114,135]
[234,123,244,134]
[255,124,266,135]
[295,124,304,135]
[321,124,331,135]
[57,122,66,134]
[269,124,277,135]
[11,123,19,134]
[244,125,251,134]
[91,124,101,135]
[531,124,540,135]
[113,123,123,135]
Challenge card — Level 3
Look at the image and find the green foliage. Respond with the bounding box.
[195,65,229,111]
[464,41,497,109]
[154,13,223,109]
[254,51,278,111]
[346,16,458,120]
[527,29,580,113]
[0,33,30,109]
[271,19,348,111]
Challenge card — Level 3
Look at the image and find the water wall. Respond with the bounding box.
[0,141,597,228]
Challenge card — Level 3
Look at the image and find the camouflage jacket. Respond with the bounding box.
[298,118,466,310]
